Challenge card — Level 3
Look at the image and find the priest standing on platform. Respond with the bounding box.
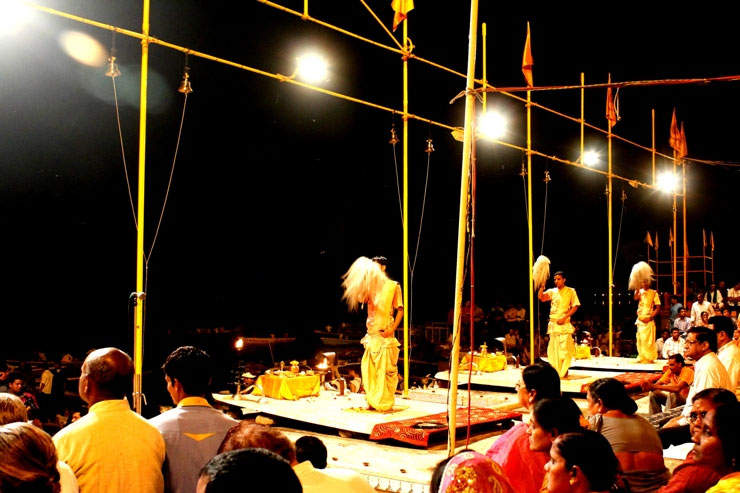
[538,271,580,378]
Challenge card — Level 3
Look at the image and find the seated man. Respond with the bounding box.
[662,328,686,359]
[642,354,693,415]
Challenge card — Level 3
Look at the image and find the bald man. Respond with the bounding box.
[53,348,165,493]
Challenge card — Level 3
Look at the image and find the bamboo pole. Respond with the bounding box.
[132,0,151,415]
[448,0,479,457]
[673,149,678,296]
[402,15,410,398]
[683,162,688,306]
[607,109,614,358]
[527,88,534,364]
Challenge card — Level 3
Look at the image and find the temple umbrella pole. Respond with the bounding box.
[402,7,410,398]
[447,0,479,457]
[132,0,151,415]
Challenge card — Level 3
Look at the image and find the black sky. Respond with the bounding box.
[1,1,739,360]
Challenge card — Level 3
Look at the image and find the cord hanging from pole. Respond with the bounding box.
[612,189,627,278]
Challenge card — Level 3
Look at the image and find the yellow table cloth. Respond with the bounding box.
[460,353,507,372]
[254,374,320,400]
[575,345,591,360]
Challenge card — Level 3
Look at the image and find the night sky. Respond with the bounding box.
[2,1,739,363]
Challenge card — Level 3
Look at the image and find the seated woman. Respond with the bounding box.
[658,388,736,493]
[696,401,740,492]
[486,362,560,493]
[546,430,622,493]
[587,377,669,492]
[527,397,584,491]
[431,450,513,493]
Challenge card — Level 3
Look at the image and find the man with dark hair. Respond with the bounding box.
[197,449,302,493]
[6,372,40,422]
[295,435,327,469]
[713,316,740,391]
[662,327,686,359]
[150,346,238,493]
[53,347,165,493]
[643,354,693,415]
[538,270,580,378]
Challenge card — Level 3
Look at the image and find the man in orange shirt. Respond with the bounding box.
[642,354,694,415]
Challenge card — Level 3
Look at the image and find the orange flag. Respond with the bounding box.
[702,229,707,247]
[669,228,673,247]
[678,122,688,158]
[711,231,715,251]
[669,109,680,151]
[522,22,533,87]
[606,74,620,126]
[655,232,659,250]
[391,0,414,32]
[645,231,654,247]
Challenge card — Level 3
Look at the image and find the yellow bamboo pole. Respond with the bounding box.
[683,162,688,305]
[132,0,150,415]
[527,89,534,364]
[448,0,479,457]
[673,150,678,295]
[402,14,410,398]
[482,23,487,111]
[652,110,656,186]
[580,74,584,161]
[607,115,614,357]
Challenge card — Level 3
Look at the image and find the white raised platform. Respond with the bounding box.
[564,356,666,372]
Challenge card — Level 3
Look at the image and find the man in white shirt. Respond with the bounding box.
[713,316,740,391]
[662,327,686,359]
[655,329,671,358]
[690,292,715,326]
[673,307,691,336]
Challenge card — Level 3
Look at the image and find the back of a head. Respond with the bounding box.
[0,421,60,493]
[694,388,738,407]
[522,362,561,401]
[199,448,302,493]
[589,378,637,414]
[217,422,296,463]
[0,393,28,425]
[295,435,327,469]
[710,316,735,340]
[532,397,583,435]
[435,450,513,493]
[555,430,619,491]
[163,346,212,396]
[85,348,133,399]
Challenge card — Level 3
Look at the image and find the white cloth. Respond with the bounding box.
[662,337,686,359]
[717,342,740,391]
[682,352,732,417]
[293,461,376,493]
[58,461,79,493]
[690,301,715,325]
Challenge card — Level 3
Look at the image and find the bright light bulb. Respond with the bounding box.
[59,31,107,67]
[582,150,599,167]
[657,171,678,193]
[478,111,507,140]
[296,54,328,83]
[0,1,33,36]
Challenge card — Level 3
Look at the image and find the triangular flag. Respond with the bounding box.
[391,0,414,32]
[702,229,707,247]
[522,22,533,88]
[669,228,673,247]
[645,231,654,247]
[655,231,659,250]
[711,231,715,251]
[606,74,620,126]
[669,109,680,151]
[678,122,688,158]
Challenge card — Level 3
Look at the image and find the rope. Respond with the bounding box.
[111,77,137,230]
[612,190,627,281]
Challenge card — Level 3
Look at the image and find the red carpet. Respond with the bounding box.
[580,371,662,393]
[369,407,521,447]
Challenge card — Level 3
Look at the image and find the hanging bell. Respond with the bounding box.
[105,56,121,78]
[389,126,399,145]
[543,170,551,183]
[178,68,193,94]
[424,138,434,153]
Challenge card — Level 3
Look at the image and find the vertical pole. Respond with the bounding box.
[527,89,534,364]
[673,150,678,295]
[448,0,479,457]
[607,123,613,357]
[651,110,656,186]
[402,8,410,398]
[133,0,151,414]
[682,162,688,306]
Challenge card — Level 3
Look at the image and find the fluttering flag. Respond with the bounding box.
[645,231,654,247]
[522,22,533,87]
[655,232,659,250]
[606,74,620,126]
[669,228,673,247]
[669,109,680,152]
[711,231,715,251]
[678,122,688,158]
[391,0,414,32]
[702,229,707,247]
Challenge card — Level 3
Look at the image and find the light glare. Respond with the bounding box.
[582,150,599,167]
[0,2,33,36]
[59,31,107,67]
[296,54,328,83]
[656,171,678,193]
[478,111,507,140]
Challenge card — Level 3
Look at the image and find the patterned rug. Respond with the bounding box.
[369,407,522,447]
[579,371,662,393]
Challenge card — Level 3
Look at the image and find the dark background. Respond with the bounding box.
[1,1,738,371]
